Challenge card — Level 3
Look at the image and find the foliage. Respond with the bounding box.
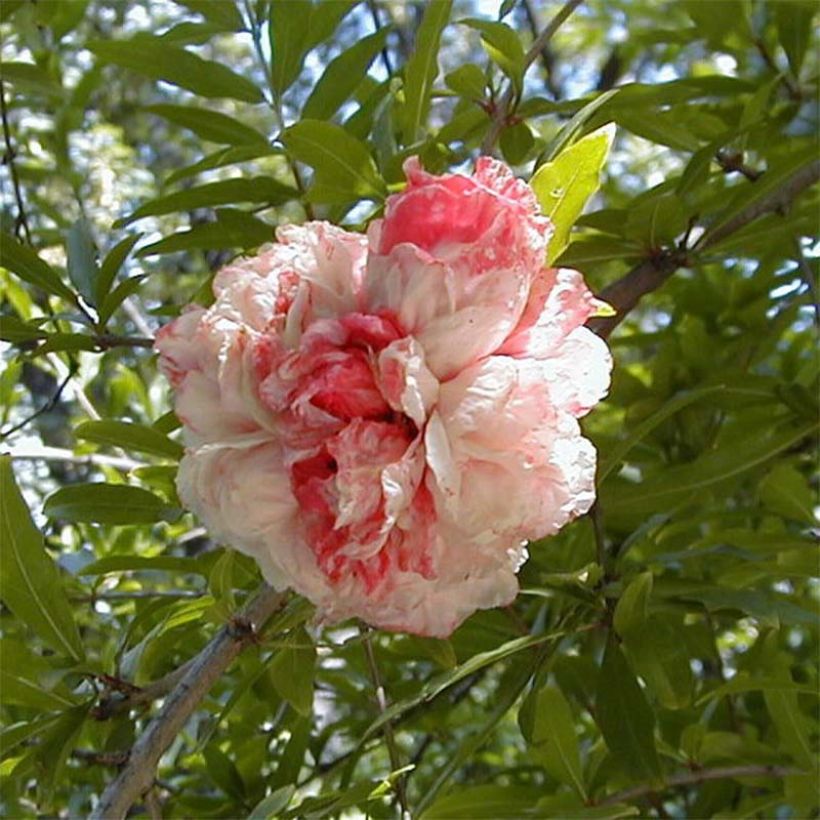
[0,1,817,818]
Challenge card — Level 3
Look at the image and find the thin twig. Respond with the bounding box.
[597,764,803,808]
[362,628,409,818]
[367,0,393,75]
[0,365,75,441]
[73,590,204,603]
[90,585,287,819]
[94,333,155,350]
[521,0,558,98]
[481,0,584,154]
[0,78,32,244]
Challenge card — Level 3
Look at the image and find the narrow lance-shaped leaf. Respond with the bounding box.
[303,28,389,121]
[0,231,76,302]
[88,38,264,103]
[95,233,140,308]
[75,420,183,459]
[530,123,615,263]
[43,482,181,525]
[400,0,452,143]
[0,456,85,661]
[145,104,270,146]
[268,626,316,716]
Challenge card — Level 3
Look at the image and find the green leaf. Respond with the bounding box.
[773,1,816,77]
[268,0,311,96]
[268,626,316,716]
[95,233,140,308]
[174,0,244,30]
[88,38,264,103]
[203,745,246,801]
[303,28,389,121]
[98,275,147,325]
[445,64,487,100]
[66,218,99,306]
[615,109,700,151]
[500,121,534,165]
[531,686,586,799]
[420,785,544,819]
[625,193,688,247]
[400,0,452,142]
[598,386,727,483]
[137,208,272,257]
[613,572,653,638]
[75,420,183,459]
[697,672,819,705]
[79,554,208,576]
[43,483,180,525]
[247,785,295,819]
[120,177,297,225]
[282,120,386,203]
[0,457,85,661]
[604,418,819,514]
[536,796,640,819]
[145,104,269,146]
[167,144,281,186]
[0,640,77,711]
[595,637,662,783]
[530,123,615,263]
[0,314,48,344]
[1,61,63,99]
[0,232,76,302]
[701,144,818,246]
[461,18,525,92]
[758,463,815,524]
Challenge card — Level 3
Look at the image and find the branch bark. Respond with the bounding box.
[597,764,803,808]
[481,0,584,154]
[589,158,820,338]
[90,585,287,820]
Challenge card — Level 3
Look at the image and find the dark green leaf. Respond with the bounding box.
[0,457,85,661]
[98,275,147,325]
[247,785,295,819]
[461,18,525,92]
[43,483,180,525]
[500,121,534,165]
[96,233,140,308]
[445,64,487,100]
[773,1,816,77]
[595,638,662,783]
[268,626,316,716]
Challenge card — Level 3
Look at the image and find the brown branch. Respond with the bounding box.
[589,158,820,338]
[481,0,584,154]
[0,79,32,245]
[521,0,559,98]
[93,333,155,350]
[597,764,803,808]
[89,585,287,820]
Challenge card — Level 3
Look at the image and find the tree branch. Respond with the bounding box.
[589,158,820,338]
[481,0,584,154]
[597,764,803,808]
[89,585,287,820]
[7,444,144,472]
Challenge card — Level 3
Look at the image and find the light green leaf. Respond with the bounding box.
[75,419,183,459]
[0,457,85,661]
[145,104,270,146]
[247,785,295,819]
[595,637,662,783]
[0,641,77,711]
[400,0,452,142]
[758,463,815,524]
[268,626,316,716]
[282,120,386,203]
[0,232,76,302]
[167,144,281,186]
[530,123,615,263]
[89,38,264,103]
[303,28,389,121]
[445,64,487,100]
[43,482,180,525]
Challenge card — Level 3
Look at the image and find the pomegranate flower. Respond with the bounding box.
[156,158,611,637]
